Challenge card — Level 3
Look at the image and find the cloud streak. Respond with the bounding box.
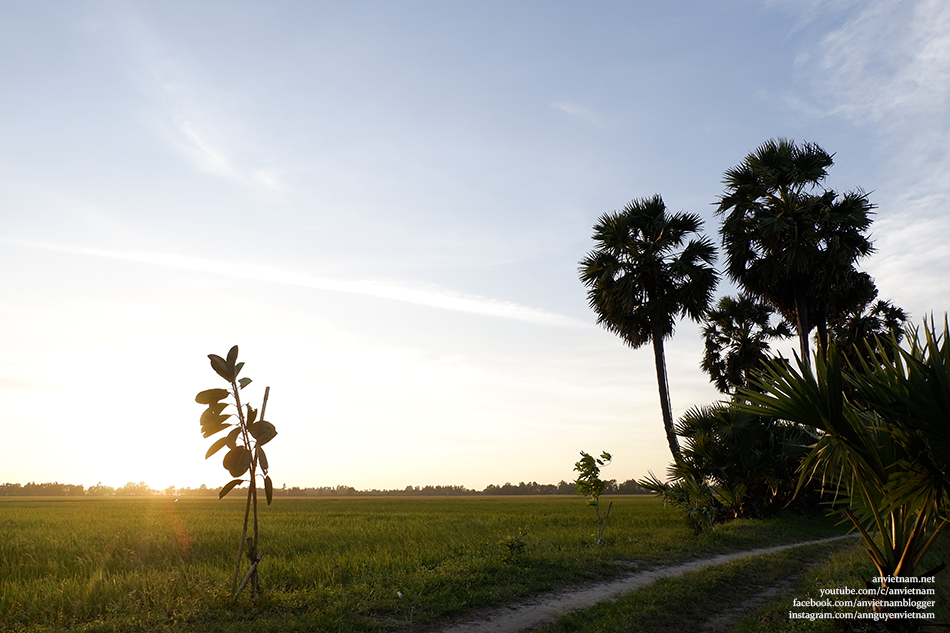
[807,0,950,125]
[2,239,585,328]
[551,100,606,127]
[116,18,284,192]
[175,120,235,178]
[787,0,950,320]
[794,0,950,195]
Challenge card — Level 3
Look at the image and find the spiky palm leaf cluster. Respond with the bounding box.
[580,195,717,348]
[701,294,793,394]
[741,319,950,590]
[717,138,876,360]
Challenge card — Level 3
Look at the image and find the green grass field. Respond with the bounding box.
[1,495,848,632]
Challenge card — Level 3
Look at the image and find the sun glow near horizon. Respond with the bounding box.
[2,241,701,490]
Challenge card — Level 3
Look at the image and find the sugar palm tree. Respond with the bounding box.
[579,194,717,461]
[701,294,792,394]
[717,138,875,363]
[829,294,909,374]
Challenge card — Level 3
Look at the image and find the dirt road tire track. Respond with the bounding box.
[410,534,857,633]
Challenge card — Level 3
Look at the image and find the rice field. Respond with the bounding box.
[1,495,846,632]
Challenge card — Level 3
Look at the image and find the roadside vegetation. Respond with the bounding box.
[533,533,950,633]
[734,534,950,632]
[534,539,856,633]
[0,495,845,632]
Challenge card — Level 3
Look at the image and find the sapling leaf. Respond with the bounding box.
[234,361,244,378]
[246,404,257,425]
[264,476,273,505]
[206,435,231,459]
[223,446,252,477]
[196,388,230,404]
[201,422,231,438]
[226,345,239,368]
[201,408,231,427]
[208,401,229,416]
[220,479,244,499]
[209,354,231,381]
[239,377,252,389]
[226,426,242,448]
[249,421,277,446]
[258,448,268,473]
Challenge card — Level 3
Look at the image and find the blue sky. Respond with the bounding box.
[2,1,948,490]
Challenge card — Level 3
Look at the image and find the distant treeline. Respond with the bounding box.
[0,479,650,497]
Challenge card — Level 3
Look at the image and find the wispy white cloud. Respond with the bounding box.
[115,18,284,192]
[252,169,284,192]
[787,0,950,318]
[1,239,585,328]
[176,120,234,178]
[792,0,950,191]
[807,0,950,125]
[866,209,950,320]
[763,0,863,32]
[551,100,606,127]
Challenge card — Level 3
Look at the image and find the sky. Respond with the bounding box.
[2,1,948,492]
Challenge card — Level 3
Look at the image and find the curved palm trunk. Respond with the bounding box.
[651,328,681,461]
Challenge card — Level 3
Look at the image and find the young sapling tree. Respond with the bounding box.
[196,345,277,598]
[574,451,613,544]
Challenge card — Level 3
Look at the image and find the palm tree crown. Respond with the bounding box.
[828,294,909,374]
[580,195,718,346]
[716,138,875,361]
[579,194,717,460]
[701,294,792,394]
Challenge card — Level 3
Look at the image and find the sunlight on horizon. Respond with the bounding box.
[1,243,719,490]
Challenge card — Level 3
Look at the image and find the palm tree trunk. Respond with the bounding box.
[815,316,828,356]
[794,287,811,365]
[651,328,681,461]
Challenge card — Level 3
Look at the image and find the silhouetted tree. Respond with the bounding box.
[828,295,909,373]
[717,138,875,363]
[701,294,792,394]
[580,195,717,460]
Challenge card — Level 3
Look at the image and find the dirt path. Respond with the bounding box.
[696,570,806,632]
[417,534,857,633]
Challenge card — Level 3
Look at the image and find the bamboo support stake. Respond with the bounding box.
[235,552,264,598]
